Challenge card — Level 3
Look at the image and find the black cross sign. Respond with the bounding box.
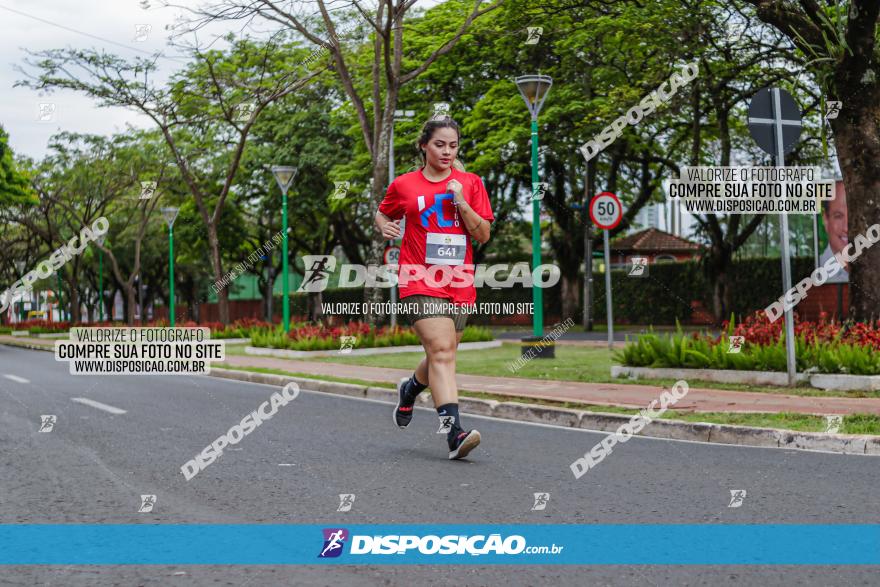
[747,87,802,158]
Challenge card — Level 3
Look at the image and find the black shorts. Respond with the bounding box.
[401,295,470,332]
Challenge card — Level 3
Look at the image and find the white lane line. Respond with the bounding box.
[3,374,30,384]
[70,397,127,415]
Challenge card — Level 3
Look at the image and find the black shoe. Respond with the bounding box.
[448,429,481,460]
[393,377,416,429]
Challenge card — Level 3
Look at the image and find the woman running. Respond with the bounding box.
[374,116,493,460]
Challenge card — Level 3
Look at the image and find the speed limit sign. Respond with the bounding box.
[383,245,400,265]
[589,191,623,230]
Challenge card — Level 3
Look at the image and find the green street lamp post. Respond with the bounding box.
[161,207,180,327]
[515,74,552,342]
[271,165,298,334]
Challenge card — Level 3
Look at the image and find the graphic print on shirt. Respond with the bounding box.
[418,192,459,228]
[418,192,465,265]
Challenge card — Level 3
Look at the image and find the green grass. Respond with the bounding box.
[663,410,826,432]
[216,364,880,435]
[307,342,880,399]
[222,344,250,355]
[311,342,614,380]
[840,414,880,435]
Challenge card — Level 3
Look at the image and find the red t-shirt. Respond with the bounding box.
[379,167,494,304]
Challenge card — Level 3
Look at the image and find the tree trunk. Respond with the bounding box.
[307,291,324,323]
[206,224,230,324]
[712,270,730,324]
[125,285,136,325]
[67,276,81,324]
[832,111,880,322]
[107,287,118,322]
[363,108,394,325]
[560,273,580,322]
[708,243,733,324]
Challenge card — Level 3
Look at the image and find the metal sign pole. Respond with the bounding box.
[772,88,798,386]
[748,88,801,387]
[603,229,613,350]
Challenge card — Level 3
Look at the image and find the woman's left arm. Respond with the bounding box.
[456,200,491,244]
[448,179,491,244]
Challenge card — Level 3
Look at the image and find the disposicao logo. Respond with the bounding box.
[319,528,349,558]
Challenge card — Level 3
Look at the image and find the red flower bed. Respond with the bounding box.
[722,311,880,350]
[232,318,275,329]
[18,320,70,331]
[286,321,391,340]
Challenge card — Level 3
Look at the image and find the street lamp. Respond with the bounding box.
[271,165,298,334]
[161,207,180,327]
[515,74,552,341]
[388,109,415,327]
[96,233,106,322]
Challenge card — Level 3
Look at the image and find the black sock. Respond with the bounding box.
[437,403,463,444]
[403,373,427,403]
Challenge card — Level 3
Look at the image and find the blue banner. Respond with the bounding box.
[1,524,878,565]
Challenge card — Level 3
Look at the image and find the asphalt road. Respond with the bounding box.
[1,344,878,586]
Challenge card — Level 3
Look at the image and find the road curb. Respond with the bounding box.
[206,367,880,456]
[0,340,53,352]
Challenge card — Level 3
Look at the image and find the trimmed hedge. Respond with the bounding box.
[590,257,815,325]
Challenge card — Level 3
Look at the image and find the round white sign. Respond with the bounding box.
[589,192,623,230]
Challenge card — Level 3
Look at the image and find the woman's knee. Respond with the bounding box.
[426,342,456,364]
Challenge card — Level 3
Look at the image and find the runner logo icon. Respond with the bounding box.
[728,336,745,353]
[138,494,156,513]
[437,415,455,434]
[337,494,356,512]
[39,415,56,432]
[319,528,349,558]
[728,489,747,508]
[298,255,337,292]
[531,492,549,511]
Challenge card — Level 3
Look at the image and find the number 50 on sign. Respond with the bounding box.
[589,192,623,230]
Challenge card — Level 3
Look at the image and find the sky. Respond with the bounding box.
[0,0,436,160]
[0,0,197,158]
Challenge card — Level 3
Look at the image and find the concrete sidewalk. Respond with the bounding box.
[219,354,880,416]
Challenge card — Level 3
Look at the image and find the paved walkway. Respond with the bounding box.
[5,335,879,416]
[219,354,880,416]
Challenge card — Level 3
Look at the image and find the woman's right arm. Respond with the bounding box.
[374,210,402,240]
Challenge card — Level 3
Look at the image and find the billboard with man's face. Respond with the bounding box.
[817,180,848,284]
